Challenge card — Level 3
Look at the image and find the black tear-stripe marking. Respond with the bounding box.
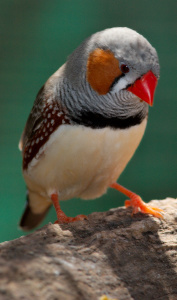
[109,73,125,91]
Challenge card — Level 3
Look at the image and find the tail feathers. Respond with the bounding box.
[20,191,51,231]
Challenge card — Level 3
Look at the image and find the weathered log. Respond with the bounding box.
[0,198,177,300]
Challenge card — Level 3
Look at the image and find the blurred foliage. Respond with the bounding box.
[0,0,176,242]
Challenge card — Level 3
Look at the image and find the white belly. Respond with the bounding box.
[24,119,147,204]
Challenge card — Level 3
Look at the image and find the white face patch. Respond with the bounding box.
[112,76,129,93]
[112,71,138,94]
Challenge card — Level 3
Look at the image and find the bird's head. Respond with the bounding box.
[62,27,160,126]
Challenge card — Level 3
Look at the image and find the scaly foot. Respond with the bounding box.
[54,214,87,224]
[110,182,163,218]
[125,194,163,218]
[51,193,87,224]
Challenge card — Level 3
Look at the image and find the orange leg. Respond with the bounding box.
[110,182,163,218]
[51,193,87,224]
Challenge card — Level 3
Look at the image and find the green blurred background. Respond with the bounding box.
[0,0,176,242]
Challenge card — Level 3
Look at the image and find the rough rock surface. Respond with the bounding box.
[0,198,177,300]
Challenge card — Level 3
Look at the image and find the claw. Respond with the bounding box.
[139,203,163,218]
[125,200,131,207]
[149,206,163,212]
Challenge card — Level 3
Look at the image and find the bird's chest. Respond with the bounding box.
[24,119,147,200]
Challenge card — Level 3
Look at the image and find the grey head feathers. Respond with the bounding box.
[20,27,160,150]
[55,27,160,123]
[64,27,160,87]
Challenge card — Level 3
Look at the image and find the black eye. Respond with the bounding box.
[120,64,129,73]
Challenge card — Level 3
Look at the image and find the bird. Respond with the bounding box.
[19,27,163,231]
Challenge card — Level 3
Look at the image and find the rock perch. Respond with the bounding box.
[0,198,177,300]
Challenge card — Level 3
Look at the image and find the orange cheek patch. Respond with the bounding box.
[87,48,122,95]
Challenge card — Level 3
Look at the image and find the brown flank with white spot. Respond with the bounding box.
[23,102,70,170]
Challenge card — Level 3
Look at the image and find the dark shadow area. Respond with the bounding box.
[0,203,177,299]
[60,207,177,300]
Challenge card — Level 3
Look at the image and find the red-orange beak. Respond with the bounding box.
[127,70,158,106]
